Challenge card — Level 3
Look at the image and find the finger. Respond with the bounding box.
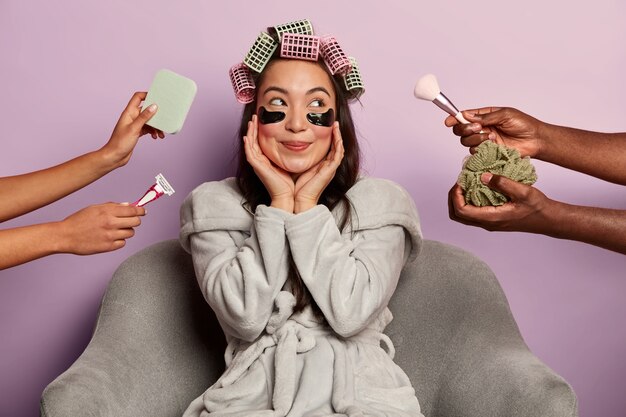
[469,107,508,127]
[452,123,483,137]
[124,92,148,113]
[113,228,136,240]
[243,135,261,167]
[110,240,127,251]
[245,117,254,139]
[110,215,142,231]
[243,119,255,152]
[460,132,494,148]
[462,106,502,119]
[448,185,499,225]
[331,122,344,164]
[447,184,462,221]
[111,203,146,217]
[448,184,473,224]
[143,126,161,138]
[251,123,263,155]
[481,173,530,201]
[444,115,459,127]
[252,114,258,141]
[131,103,158,131]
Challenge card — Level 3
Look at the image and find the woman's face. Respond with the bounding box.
[255,59,337,179]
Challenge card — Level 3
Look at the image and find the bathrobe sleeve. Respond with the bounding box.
[180,179,293,342]
[284,178,422,337]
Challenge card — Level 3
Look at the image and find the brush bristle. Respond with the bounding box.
[414,73,440,101]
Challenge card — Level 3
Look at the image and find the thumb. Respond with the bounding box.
[481,173,529,200]
[467,107,507,127]
[132,103,158,129]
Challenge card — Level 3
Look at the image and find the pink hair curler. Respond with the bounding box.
[280,33,320,61]
[228,19,365,103]
[271,19,314,41]
[320,36,352,76]
[229,63,256,104]
[344,57,365,99]
[244,32,278,73]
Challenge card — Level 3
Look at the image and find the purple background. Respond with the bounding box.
[1,1,625,416]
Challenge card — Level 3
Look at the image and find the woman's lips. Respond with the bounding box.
[282,141,311,151]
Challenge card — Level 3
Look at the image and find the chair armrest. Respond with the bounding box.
[387,240,578,417]
[41,240,225,417]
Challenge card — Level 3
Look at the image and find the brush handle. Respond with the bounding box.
[455,112,469,124]
[433,92,469,124]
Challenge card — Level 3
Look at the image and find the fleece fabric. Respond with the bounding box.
[179,176,424,416]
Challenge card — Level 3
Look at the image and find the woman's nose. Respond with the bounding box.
[285,111,307,133]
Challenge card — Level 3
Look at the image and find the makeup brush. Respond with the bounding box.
[414,73,469,124]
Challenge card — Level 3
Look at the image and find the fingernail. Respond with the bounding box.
[148,104,158,112]
[470,123,482,133]
[481,172,493,183]
[120,202,129,205]
[488,132,496,141]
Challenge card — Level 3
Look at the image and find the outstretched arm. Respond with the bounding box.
[0,203,145,270]
[445,107,626,185]
[0,92,161,222]
[538,123,626,185]
[449,173,626,255]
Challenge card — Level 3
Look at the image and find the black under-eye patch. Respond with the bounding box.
[307,108,335,127]
[258,107,285,124]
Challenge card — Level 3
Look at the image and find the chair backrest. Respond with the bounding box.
[42,239,577,417]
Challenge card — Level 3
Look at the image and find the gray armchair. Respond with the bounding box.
[40,239,578,417]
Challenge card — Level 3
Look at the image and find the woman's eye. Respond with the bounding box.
[309,99,324,108]
[269,98,285,106]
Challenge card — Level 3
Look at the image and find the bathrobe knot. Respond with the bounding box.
[266,291,297,335]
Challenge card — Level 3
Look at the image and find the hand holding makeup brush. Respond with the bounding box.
[444,107,543,157]
[446,106,626,184]
[447,106,626,254]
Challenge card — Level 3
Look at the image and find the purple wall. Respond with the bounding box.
[1,1,625,416]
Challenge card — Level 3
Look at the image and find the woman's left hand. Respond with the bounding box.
[294,122,345,213]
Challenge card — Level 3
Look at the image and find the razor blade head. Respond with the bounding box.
[155,173,175,196]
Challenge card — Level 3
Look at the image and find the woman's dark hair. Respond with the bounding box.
[235,57,361,315]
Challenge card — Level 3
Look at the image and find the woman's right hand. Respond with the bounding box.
[243,115,295,212]
[445,107,545,158]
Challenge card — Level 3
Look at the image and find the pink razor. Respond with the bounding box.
[132,173,175,207]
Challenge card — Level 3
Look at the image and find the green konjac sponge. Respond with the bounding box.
[457,141,537,207]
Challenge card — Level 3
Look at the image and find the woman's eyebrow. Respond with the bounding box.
[307,87,331,97]
[263,86,288,95]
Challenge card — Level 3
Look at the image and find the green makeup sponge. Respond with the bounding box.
[142,69,197,134]
[457,140,538,207]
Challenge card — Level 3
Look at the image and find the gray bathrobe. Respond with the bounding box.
[179,177,424,417]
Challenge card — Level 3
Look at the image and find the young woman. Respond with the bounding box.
[180,21,424,416]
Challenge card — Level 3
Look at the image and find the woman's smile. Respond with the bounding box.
[281,141,311,152]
